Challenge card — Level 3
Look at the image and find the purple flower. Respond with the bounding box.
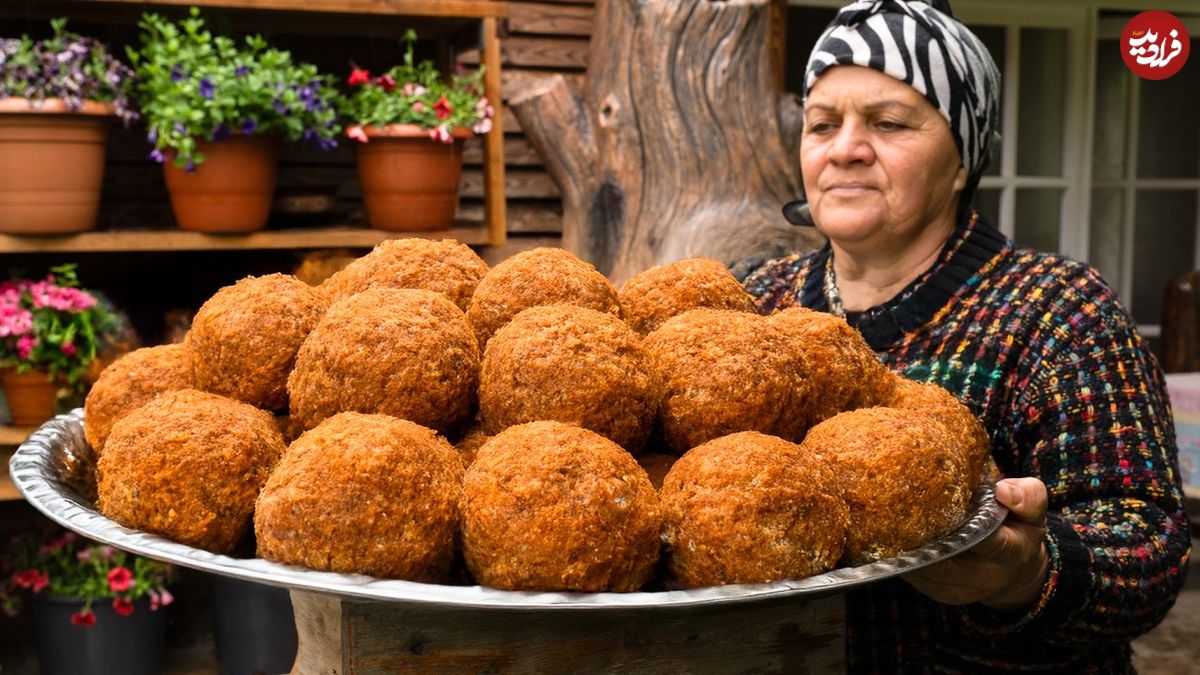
[241,119,257,135]
[146,128,157,144]
[173,122,186,136]
[185,160,196,173]
[148,148,166,163]
[211,123,230,141]
[170,63,185,82]
[199,77,214,99]
[235,65,249,77]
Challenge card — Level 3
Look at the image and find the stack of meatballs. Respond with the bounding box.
[85,240,992,592]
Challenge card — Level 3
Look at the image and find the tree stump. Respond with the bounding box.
[289,590,845,674]
[510,0,822,284]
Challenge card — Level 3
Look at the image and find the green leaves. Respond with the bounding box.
[130,8,343,169]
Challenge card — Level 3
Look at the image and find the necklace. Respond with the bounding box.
[823,252,846,318]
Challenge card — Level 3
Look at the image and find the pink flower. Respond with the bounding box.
[71,610,96,627]
[402,83,426,97]
[107,566,133,593]
[428,125,452,144]
[61,341,76,357]
[347,67,371,86]
[16,334,36,360]
[346,125,368,144]
[158,588,174,607]
[434,96,452,120]
[411,101,425,113]
[473,117,493,135]
[76,548,92,563]
[96,546,115,561]
[148,589,160,611]
[112,598,134,616]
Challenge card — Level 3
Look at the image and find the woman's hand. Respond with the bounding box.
[903,477,1051,613]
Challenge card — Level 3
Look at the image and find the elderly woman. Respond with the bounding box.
[743,0,1191,671]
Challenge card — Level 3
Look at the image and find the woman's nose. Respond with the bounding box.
[827,120,875,166]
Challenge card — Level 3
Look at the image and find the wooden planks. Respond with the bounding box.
[509,2,594,36]
[74,0,509,19]
[0,228,491,253]
[459,36,588,68]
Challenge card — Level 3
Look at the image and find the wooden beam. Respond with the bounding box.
[482,16,508,246]
[0,227,491,253]
[0,449,20,502]
[508,2,594,37]
[73,0,509,19]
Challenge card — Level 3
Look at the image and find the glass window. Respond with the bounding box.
[1088,188,1125,291]
[1014,189,1062,252]
[974,188,1002,227]
[971,25,1006,177]
[1132,190,1198,324]
[1017,28,1068,176]
[1092,39,1131,181]
[1136,37,1200,179]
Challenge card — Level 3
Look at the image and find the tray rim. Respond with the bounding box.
[11,409,1008,610]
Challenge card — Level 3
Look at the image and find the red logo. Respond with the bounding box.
[1122,11,1190,80]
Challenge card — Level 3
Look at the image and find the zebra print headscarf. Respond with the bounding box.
[804,0,1001,184]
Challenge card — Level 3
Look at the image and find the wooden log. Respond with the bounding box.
[510,0,822,283]
[503,69,585,101]
[290,591,846,674]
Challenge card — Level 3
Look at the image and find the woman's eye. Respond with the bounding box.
[877,120,907,131]
[806,122,835,134]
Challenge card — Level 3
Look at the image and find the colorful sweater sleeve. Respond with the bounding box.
[963,269,1191,642]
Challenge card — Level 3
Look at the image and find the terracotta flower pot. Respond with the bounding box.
[1,368,58,426]
[0,98,114,234]
[163,134,281,233]
[356,124,472,231]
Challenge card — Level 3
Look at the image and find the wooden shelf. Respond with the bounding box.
[0,426,35,446]
[1,449,23,502]
[0,226,491,253]
[78,0,509,19]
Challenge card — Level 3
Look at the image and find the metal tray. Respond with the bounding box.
[11,409,1007,610]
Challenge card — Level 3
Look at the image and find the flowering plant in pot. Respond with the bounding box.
[341,29,494,231]
[2,526,174,675]
[0,264,120,425]
[128,7,342,232]
[0,19,137,234]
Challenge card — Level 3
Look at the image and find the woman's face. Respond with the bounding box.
[801,66,967,251]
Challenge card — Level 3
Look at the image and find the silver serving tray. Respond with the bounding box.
[11,409,1007,610]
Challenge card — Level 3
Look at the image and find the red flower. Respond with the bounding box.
[70,610,96,627]
[30,571,49,593]
[376,74,397,92]
[348,67,371,86]
[12,569,39,589]
[107,566,133,593]
[112,598,134,617]
[434,96,452,120]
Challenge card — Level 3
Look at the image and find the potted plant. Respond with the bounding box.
[0,19,137,234]
[1,527,174,675]
[342,29,494,231]
[128,8,342,233]
[0,264,119,426]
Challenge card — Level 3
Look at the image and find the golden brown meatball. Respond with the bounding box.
[319,238,488,312]
[479,304,658,453]
[466,247,621,350]
[885,377,991,486]
[799,407,972,564]
[645,309,811,452]
[255,412,463,581]
[188,274,323,411]
[660,432,847,587]
[461,421,661,592]
[84,343,194,456]
[287,288,479,435]
[96,389,286,553]
[768,307,891,425]
[618,258,757,335]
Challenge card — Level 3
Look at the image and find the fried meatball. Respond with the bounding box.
[84,343,194,456]
[255,412,463,581]
[768,307,891,425]
[454,425,491,468]
[885,377,991,486]
[466,247,621,350]
[660,432,847,587]
[461,421,661,592]
[287,288,479,434]
[645,309,810,452]
[319,238,488,312]
[188,274,323,411]
[800,407,972,564]
[479,304,658,452]
[96,389,285,553]
[618,258,757,335]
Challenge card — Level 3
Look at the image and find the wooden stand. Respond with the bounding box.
[290,590,846,673]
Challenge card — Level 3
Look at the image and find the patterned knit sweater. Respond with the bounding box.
[742,215,1191,673]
